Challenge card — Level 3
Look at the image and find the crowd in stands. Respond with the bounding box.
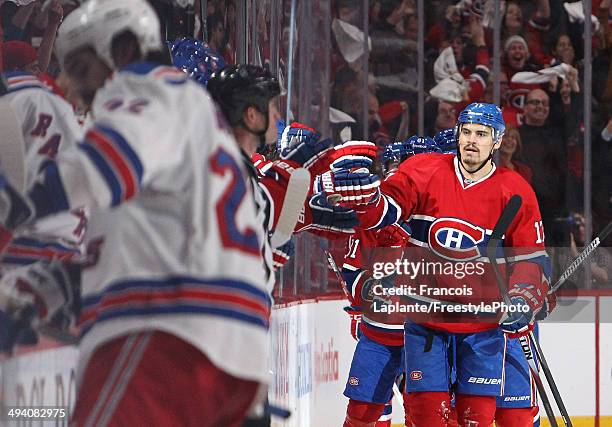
[1,0,610,289]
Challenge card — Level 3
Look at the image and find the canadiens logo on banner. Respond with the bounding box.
[410,371,423,381]
[349,376,359,386]
[428,218,485,261]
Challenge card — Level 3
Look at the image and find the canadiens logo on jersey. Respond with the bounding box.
[428,217,486,261]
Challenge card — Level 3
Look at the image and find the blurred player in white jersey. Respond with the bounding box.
[0,0,270,425]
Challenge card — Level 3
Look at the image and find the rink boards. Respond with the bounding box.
[1,296,611,427]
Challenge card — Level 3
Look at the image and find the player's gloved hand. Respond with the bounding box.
[294,192,359,234]
[0,260,79,324]
[344,305,362,341]
[535,291,556,321]
[377,221,411,248]
[251,153,273,178]
[500,283,544,336]
[309,140,378,176]
[0,173,33,253]
[278,122,333,169]
[272,239,294,271]
[314,166,380,207]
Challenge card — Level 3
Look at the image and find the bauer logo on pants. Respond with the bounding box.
[410,371,423,381]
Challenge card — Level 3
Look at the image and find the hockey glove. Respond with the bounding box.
[272,239,294,271]
[377,221,412,248]
[294,192,359,234]
[535,291,557,321]
[314,167,380,207]
[0,173,33,253]
[251,153,273,178]
[1,260,79,324]
[308,140,378,177]
[278,122,333,169]
[500,283,544,336]
[344,305,362,341]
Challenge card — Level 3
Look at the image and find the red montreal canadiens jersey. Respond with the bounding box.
[361,153,548,334]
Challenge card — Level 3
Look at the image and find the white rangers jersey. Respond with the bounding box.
[32,63,269,383]
[1,72,86,267]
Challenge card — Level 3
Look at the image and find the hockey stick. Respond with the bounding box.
[549,221,612,294]
[485,195,561,427]
[270,168,311,248]
[326,250,406,409]
[325,250,351,299]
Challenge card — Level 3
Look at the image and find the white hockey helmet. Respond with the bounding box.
[55,0,162,70]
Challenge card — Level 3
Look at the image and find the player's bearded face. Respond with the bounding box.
[458,123,498,169]
[63,48,112,108]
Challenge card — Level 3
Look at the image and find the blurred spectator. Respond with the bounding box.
[596,0,612,103]
[497,126,533,184]
[499,0,550,65]
[369,0,418,103]
[518,88,567,241]
[549,34,577,67]
[426,3,466,51]
[503,35,545,112]
[1,0,63,76]
[207,13,225,55]
[429,16,489,112]
[424,98,456,137]
[555,213,612,288]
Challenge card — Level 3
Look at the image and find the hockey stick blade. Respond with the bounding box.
[270,168,311,248]
[550,221,612,294]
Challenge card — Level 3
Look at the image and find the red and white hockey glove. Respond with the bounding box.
[500,283,545,336]
[309,140,378,177]
[314,166,380,207]
[344,305,362,341]
[272,239,294,271]
[251,153,273,178]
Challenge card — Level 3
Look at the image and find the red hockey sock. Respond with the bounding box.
[404,391,453,427]
[343,400,386,427]
[495,407,538,427]
[455,394,496,426]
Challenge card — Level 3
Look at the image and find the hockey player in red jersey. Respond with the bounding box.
[326,102,551,426]
[341,141,411,427]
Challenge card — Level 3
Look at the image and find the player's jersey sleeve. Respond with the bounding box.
[504,177,551,289]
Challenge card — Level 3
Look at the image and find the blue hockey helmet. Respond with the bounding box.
[169,38,226,86]
[406,135,441,155]
[382,142,411,164]
[433,128,457,154]
[455,102,505,144]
